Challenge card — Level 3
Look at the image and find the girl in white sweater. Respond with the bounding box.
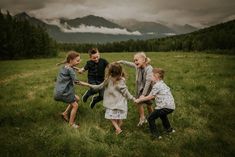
[80,62,135,134]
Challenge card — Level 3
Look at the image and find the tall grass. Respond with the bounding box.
[0,52,235,157]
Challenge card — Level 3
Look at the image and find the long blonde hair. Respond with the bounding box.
[56,51,80,66]
[134,52,151,64]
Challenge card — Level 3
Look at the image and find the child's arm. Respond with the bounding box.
[117,79,136,101]
[75,80,93,88]
[117,60,136,68]
[79,79,108,90]
[72,66,85,74]
[141,66,153,96]
[135,94,154,103]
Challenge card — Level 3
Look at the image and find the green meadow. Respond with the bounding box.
[0,52,235,157]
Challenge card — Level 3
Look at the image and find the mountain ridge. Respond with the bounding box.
[14,12,199,43]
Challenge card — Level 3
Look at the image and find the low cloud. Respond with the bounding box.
[44,19,142,35]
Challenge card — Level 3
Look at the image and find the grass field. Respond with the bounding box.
[0,52,235,157]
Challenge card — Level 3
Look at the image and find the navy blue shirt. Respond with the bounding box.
[84,58,109,84]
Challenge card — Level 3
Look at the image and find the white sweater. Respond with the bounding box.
[91,77,135,112]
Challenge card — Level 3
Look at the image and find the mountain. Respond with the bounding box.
[170,24,198,34]
[14,12,46,27]
[116,19,175,35]
[60,15,123,29]
[14,12,60,31]
[116,19,199,35]
[13,12,199,43]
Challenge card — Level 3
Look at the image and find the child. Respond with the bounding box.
[80,63,135,134]
[135,68,175,139]
[79,48,109,109]
[54,51,81,129]
[118,52,154,126]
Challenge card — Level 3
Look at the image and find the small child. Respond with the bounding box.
[118,52,154,126]
[80,63,135,134]
[54,51,81,129]
[79,48,109,109]
[135,68,175,139]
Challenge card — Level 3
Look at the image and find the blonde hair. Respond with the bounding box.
[105,62,126,83]
[152,68,165,80]
[56,51,80,66]
[134,52,151,64]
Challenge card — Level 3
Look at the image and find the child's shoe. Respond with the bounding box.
[137,117,147,127]
[115,129,123,135]
[166,128,175,134]
[151,133,162,140]
[71,124,80,129]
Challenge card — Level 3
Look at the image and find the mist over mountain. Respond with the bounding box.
[14,12,199,43]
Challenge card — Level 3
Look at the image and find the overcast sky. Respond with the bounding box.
[1,0,235,27]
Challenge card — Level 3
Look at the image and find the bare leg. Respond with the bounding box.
[111,119,122,134]
[75,95,80,102]
[137,103,147,126]
[147,105,153,114]
[138,104,145,120]
[117,119,123,128]
[63,104,71,114]
[61,104,71,121]
[69,101,78,125]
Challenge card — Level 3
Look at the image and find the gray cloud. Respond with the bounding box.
[1,0,235,27]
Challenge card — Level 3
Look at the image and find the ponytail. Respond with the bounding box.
[56,60,67,66]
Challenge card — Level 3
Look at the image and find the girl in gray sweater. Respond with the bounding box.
[118,52,154,126]
[80,62,135,135]
[54,51,81,129]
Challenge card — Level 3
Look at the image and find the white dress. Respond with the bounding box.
[105,108,127,119]
[91,77,135,120]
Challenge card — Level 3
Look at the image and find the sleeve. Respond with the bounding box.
[84,61,89,71]
[150,84,160,96]
[90,79,108,90]
[69,68,78,83]
[116,79,135,100]
[118,60,136,68]
[142,66,153,96]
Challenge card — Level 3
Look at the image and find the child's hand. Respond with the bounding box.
[134,99,141,104]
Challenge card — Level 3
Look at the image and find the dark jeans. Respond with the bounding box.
[147,108,174,135]
[85,87,104,103]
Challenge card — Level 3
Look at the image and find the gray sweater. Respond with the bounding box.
[119,60,153,97]
[91,77,135,112]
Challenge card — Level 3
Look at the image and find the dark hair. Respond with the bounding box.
[152,68,165,79]
[88,48,99,56]
[105,62,125,82]
[56,51,80,66]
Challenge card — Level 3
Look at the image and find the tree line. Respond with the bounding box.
[0,10,58,60]
[59,20,235,53]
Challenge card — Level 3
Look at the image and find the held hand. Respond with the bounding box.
[78,69,83,74]
[139,95,145,99]
[134,99,141,104]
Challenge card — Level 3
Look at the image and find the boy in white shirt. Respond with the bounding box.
[135,68,175,139]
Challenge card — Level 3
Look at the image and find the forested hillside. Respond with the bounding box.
[59,20,235,53]
[0,10,58,60]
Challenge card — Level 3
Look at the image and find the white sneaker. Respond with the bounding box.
[71,124,80,129]
[137,117,147,126]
